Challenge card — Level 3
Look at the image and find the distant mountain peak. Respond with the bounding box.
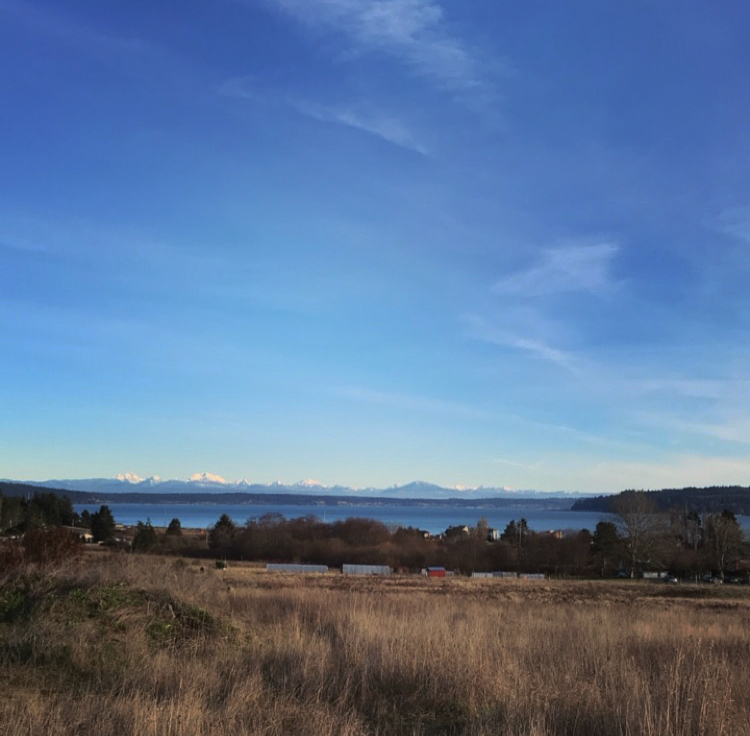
[116,472,144,484]
[295,478,326,488]
[189,472,229,485]
[16,473,587,500]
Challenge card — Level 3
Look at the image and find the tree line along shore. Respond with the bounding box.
[1,488,748,581]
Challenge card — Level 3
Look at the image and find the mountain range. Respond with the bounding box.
[5,473,586,501]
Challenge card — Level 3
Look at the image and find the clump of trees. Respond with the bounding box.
[89,505,117,542]
[0,490,78,534]
[208,514,412,569]
[201,496,748,578]
[204,514,595,575]
[126,517,202,554]
[611,492,747,579]
[132,519,158,552]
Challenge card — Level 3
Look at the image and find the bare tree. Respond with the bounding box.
[705,510,743,580]
[612,492,663,577]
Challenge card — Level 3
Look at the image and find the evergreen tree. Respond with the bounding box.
[501,518,529,548]
[591,521,620,576]
[166,518,182,535]
[132,519,158,552]
[209,513,236,550]
[90,505,116,542]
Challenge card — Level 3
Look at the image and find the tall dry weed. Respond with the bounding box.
[1,555,749,735]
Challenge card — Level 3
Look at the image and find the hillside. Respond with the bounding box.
[571,486,750,515]
[0,480,573,509]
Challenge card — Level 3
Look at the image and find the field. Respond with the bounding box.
[2,553,750,735]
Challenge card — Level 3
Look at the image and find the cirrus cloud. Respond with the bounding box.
[494,242,620,297]
[257,0,492,93]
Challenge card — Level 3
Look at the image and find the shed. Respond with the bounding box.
[426,566,447,578]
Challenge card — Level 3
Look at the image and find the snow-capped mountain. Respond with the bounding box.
[11,473,585,499]
[294,478,327,489]
[189,472,229,485]
[115,472,143,483]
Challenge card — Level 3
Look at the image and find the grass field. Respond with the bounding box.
[2,553,750,735]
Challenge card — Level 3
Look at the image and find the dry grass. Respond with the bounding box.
[2,554,750,735]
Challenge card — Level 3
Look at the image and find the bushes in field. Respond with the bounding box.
[0,527,82,574]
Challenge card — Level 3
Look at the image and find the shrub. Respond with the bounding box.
[23,528,82,567]
[0,540,25,574]
[166,518,182,536]
[132,520,158,552]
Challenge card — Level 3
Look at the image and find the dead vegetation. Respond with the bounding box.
[2,553,750,735]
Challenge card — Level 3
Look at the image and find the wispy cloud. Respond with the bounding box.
[464,314,579,373]
[632,404,750,447]
[494,242,620,297]
[259,0,491,93]
[293,100,429,154]
[568,453,750,494]
[219,77,428,153]
[338,386,489,420]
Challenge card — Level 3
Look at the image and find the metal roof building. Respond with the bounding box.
[266,564,328,574]
[342,564,392,575]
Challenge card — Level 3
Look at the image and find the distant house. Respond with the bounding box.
[487,528,501,541]
[61,526,94,543]
[425,567,447,578]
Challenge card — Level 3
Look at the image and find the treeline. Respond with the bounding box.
[205,514,594,576]
[589,492,748,580]
[572,486,750,515]
[200,498,750,579]
[0,488,118,544]
[0,489,78,532]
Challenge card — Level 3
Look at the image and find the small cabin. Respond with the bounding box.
[426,566,447,578]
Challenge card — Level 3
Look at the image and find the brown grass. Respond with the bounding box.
[2,553,750,735]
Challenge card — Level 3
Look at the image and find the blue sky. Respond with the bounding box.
[2,0,750,492]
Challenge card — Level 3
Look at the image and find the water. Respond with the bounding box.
[75,500,612,535]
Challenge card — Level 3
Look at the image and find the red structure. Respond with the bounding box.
[427,567,446,578]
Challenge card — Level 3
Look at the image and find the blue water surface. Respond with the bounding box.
[76,501,614,535]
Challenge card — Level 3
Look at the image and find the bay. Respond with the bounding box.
[76,501,612,535]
